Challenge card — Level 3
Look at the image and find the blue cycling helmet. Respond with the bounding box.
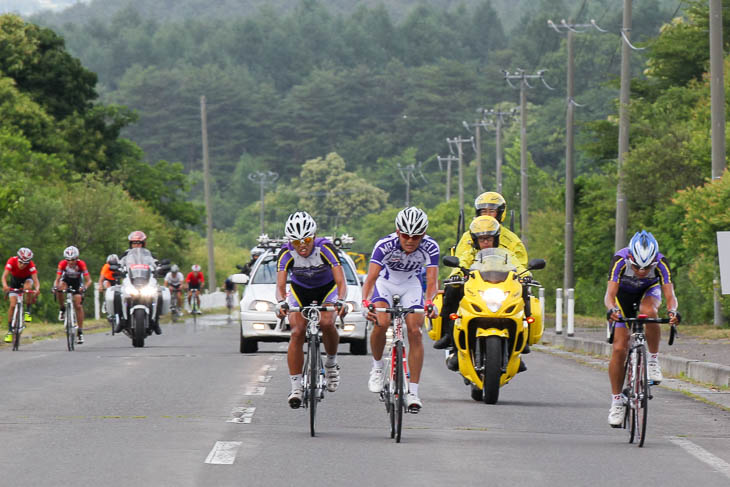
[628,231,658,268]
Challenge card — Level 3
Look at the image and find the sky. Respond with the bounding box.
[0,0,90,16]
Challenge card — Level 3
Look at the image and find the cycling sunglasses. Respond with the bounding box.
[628,259,657,271]
[398,232,424,241]
[291,236,313,247]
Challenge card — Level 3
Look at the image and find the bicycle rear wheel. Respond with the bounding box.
[635,346,649,447]
[394,341,404,443]
[623,350,636,443]
[309,336,320,437]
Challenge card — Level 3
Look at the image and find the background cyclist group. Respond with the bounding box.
[273,190,681,427]
[2,231,209,344]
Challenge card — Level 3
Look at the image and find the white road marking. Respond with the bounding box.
[227,407,256,424]
[670,437,730,479]
[204,441,242,464]
[257,375,271,383]
[243,386,266,395]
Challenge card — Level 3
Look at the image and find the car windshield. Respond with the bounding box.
[250,252,360,286]
[469,248,518,273]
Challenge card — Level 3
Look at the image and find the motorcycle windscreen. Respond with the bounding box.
[470,248,517,283]
[129,264,151,286]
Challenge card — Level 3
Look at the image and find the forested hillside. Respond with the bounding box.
[5,0,730,323]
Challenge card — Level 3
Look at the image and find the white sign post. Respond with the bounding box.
[718,231,730,295]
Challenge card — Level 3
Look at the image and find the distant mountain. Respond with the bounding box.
[31,0,535,30]
[1,0,89,16]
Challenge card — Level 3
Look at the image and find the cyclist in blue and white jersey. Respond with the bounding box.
[604,230,680,427]
[361,207,440,411]
[275,211,347,409]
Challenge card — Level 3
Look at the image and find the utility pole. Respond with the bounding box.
[481,107,518,194]
[447,136,474,216]
[710,0,726,326]
[503,70,554,248]
[200,96,216,292]
[548,18,607,292]
[437,155,458,202]
[463,119,490,192]
[397,162,428,207]
[248,171,279,236]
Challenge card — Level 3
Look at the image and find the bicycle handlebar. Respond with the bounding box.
[614,316,670,324]
[288,305,336,313]
[373,307,425,315]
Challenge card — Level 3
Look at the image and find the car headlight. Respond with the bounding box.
[250,300,274,312]
[480,288,507,313]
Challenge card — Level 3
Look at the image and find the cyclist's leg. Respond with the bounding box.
[6,294,18,338]
[56,280,67,314]
[369,280,393,361]
[639,288,662,354]
[287,312,307,375]
[609,326,630,394]
[73,293,84,329]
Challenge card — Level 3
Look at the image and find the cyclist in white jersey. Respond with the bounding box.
[361,207,440,411]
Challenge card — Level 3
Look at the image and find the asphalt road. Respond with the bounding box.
[0,314,728,486]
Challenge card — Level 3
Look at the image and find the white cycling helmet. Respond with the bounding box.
[192,264,201,272]
[285,211,317,240]
[17,247,33,263]
[171,264,179,273]
[63,245,80,260]
[395,207,429,235]
[106,254,119,264]
[628,230,658,269]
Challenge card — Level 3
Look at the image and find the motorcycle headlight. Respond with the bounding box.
[141,285,158,297]
[480,288,508,313]
[124,284,139,296]
[251,300,274,312]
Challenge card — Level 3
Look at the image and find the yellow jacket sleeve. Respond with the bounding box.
[450,232,476,277]
[499,227,529,276]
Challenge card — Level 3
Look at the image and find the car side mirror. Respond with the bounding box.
[230,273,249,285]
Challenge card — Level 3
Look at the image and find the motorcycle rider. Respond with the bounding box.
[2,248,40,342]
[434,192,528,351]
[274,211,347,408]
[361,207,440,411]
[238,247,265,276]
[605,230,680,427]
[116,231,163,335]
[53,246,93,344]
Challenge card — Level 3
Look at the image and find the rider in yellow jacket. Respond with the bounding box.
[434,192,530,355]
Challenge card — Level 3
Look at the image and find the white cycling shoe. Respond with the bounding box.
[325,364,340,392]
[368,367,384,393]
[648,361,663,384]
[406,393,422,412]
[288,389,303,409]
[608,404,625,428]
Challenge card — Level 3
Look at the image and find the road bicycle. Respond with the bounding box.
[372,295,425,443]
[7,289,33,351]
[288,302,336,437]
[169,287,183,323]
[225,290,235,317]
[58,287,81,351]
[189,288,201,326]
[609,315,676,447]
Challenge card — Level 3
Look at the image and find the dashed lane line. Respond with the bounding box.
[670,436,730,480]
[204,441,242,465]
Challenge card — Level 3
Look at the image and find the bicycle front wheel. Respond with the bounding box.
[635,346,649,447]
[12,304,22,351]
[309,336,320,437]
[394,341,404,443]
[66,304,75,351]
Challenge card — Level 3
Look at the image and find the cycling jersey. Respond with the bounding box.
[608,247,672,293]
[370,233,440,284]
[57,259,90,280]
[224,278,235,291]
[100,263,115,282]
[5,257,37,280]
[186,271,204,287]
[277,237,341,289]
[165,271,184,287]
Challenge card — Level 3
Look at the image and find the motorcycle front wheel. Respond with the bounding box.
[481,336,502,404]
[132,308,147,348]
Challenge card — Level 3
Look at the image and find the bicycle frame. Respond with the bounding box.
[7,288,32,351]
[61,288,79,351]
[290,303,334,437]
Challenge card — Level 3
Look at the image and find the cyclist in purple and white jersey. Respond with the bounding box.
[361,207,440,411]
[275,211,347,409]
[604,230,680,427]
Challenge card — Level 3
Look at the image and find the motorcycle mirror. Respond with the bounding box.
[159,258,171,266]
[527,258,546,270]
[443,256,460,268]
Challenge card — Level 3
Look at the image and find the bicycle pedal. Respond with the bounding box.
[407,406,421,414]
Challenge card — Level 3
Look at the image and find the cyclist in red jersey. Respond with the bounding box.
[2,248,40,342]
[53,246,93,344]
[186,265,204,312]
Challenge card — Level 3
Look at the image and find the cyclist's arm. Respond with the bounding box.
[661,282,678,321]
[604,280,620,319]
[2,267,9,292]
[31,272,40,293]
[275,269,288,303]
[83,268,93,290]
[53,269,62,289]
[360,262,382,302]
[424,266,438,303]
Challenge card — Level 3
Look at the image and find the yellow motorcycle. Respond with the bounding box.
[442,248,545,404]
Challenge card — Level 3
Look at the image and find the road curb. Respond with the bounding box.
[541,330,730,388]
